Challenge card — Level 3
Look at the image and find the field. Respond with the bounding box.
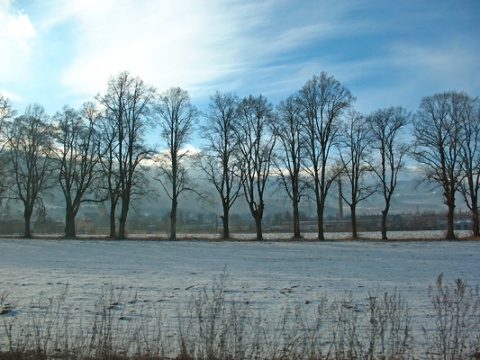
[1,232,479,359]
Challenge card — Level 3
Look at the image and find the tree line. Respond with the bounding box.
[0,71,479,240]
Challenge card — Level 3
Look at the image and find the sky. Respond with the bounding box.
[1,0,480,124]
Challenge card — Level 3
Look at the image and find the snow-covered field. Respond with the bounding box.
[0,232,479,358]
[1,233,479,316]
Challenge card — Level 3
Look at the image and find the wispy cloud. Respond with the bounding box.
[38,1,379,101]
[390,40,479,90]
[2,0,479,116]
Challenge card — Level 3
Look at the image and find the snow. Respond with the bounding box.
[0,234,479,349]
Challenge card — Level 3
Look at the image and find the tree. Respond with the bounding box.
[367,107,410,240]
[155,87,199,240]
[2,104,55,238]
[0,95,15,128]
[52,103,102,238]
[201,91,242,239]
[337,111,376,239]
[96,71,156,239]
[235,94,276,241]
[298,72,354,240]
[275,95,307,239]
[456,93,480,236]
[97,106,121,238]
[0,95,16,199]
[414,92,469,239]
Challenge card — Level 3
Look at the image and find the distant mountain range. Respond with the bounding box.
[0,162,461,226]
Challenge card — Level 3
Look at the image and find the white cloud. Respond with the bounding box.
[43,1,251,98]
[41,0,373,102]
[0,0,36,83]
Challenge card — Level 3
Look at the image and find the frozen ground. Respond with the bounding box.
[0,232,479,349]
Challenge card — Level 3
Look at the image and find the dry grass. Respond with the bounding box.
[1,274,479,359]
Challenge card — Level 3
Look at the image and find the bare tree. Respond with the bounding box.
[337,111,376,239]
[96,71,156,239]
[298,72,354,240]
[275,95,307,239]
[0,95,16,199]
[52,103,102,238]
[367,107,410,240]
[97,107,121,238]
[201,91,242,239]
[235,94,276,241]
[2,104,55,238]
[414,92,469,239]
[155,87,199,240]
[0,95,16,128]
[457,93,480,236]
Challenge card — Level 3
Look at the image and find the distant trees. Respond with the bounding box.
[235,95,276,241]
[2,104,55,238]
[367,107,410,240]
[298,72,355,240]
[96,72,156,239]
[201,91,242,239]
[52,103,102,238]
[414,92,476,239]
[155,87,199,240]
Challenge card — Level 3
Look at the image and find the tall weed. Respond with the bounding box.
[423,273,480,359]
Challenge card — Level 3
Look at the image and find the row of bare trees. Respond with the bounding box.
[1,71,479,240]
[198,73,480,241]
[201,73,408,241]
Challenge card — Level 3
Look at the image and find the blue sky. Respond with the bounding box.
[1,0,479,121]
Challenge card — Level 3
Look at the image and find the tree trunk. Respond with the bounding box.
[118,194,130,240]
[118,222,126,240]
[170,198,177,240]
[350,204,358,240]
[317,200,325,240]
[254,215,263,241]
[380,210,388,240]
[446,202,456,240]
[65,205,77,239]
[381,210,388,240]
[109,200,116,238]
[471,206,479,237]
[293,201,301,239]
[222,204,230,240]
[24,207,32,239]
[381,198,392,240]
